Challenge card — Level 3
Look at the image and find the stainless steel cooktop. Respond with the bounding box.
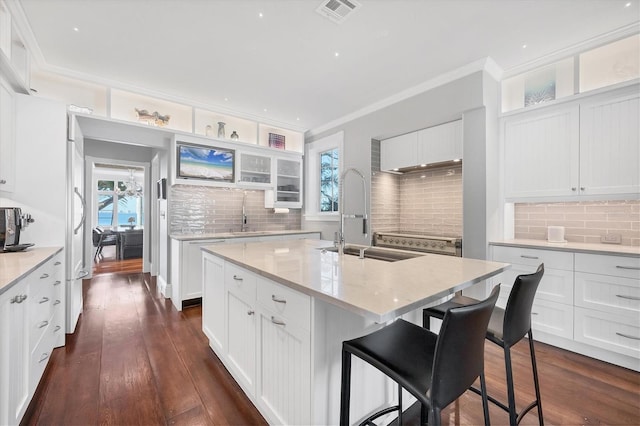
[373,232,462,257]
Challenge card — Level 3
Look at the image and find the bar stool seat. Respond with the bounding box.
[340,286,500,426]
[423,263,545,426]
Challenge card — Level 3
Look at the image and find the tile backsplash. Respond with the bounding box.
[371,138,463,237]
[169,185,301,235]
[514,200,640,246]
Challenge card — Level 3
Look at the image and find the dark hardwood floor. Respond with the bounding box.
[22,262,640,425]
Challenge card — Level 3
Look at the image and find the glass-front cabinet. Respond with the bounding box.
[238,152,272,187]
[275,157,302,207]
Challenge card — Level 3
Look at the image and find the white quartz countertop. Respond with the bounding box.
[0,247,64,296]
[490,239,640,257]
[170,229,321,241]
[202,239,510,322]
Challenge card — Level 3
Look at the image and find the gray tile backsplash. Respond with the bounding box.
[515,200,640,246]
[371,138,463,237]
[169,185,301,235]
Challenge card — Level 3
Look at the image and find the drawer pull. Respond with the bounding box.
[616,332,640,341]
[271,316,286,326]
[54,261,62,266]
[616,265,640,271]
[40,273,50,279]
[39,297,50,304]
[616,294,640,301]
[232,275,243,281]
[520,255,539,260]
[247,310,255,315]
[39,353,50,363]
[53,280,61,286]
[53,300,61,305]
[54,325,61,332]
[531,312,539,316]
[38,320,49,329]
[11,294,28,304]
[271,295,287,304]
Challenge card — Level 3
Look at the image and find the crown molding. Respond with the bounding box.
[307,57,500,138]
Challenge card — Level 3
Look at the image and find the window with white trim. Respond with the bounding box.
[304,131,343,221]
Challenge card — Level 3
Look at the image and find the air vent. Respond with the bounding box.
[316,0,361,24]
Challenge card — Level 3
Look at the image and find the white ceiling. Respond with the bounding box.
[15,0,640,132]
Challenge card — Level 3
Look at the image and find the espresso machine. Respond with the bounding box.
[0,207,35,252]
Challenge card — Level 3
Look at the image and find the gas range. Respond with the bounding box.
[373,232,462,257]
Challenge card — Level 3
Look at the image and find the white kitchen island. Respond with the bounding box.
[201,239,509,425]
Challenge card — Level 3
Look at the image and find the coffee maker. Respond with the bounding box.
[0,207,35,251]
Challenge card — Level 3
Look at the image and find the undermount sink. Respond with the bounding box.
[319,246,422,262]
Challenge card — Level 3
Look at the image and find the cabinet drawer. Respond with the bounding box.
[257,277,311,331]
[29,320,56,393]
[225,262,256,298]
[492,264,573,306]
[492,246,573,270]
[575,306,640,359]
[575,253,640,280]
[530,299,574,339]
[29,281,55,350]
[575,272,640,316]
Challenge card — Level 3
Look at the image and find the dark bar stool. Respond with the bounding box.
[340,285,500,426]
[423,263,545,426]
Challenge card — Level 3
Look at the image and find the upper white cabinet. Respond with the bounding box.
[238,152,272,187]
[380,132,418,170]
[579,92,639,196]
[0,78,15,192]
[504,104,579,199]
[380,120,463,171]
[0,1,30,94]
[503,86,639,201]
[270,156,303,208]
[417,120,462,165]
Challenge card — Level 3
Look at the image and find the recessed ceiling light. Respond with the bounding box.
[625,2,631,7]
[453,158,461,162]
[296,117,300,121]
[258,12,263,17]
[334,52,340,57]
[263,108,268,112]
[73,27,79,32]
[224,97,229,101]
[393,168,399,171]
[522,44,527,49]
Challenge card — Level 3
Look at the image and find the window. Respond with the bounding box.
[96,175,144,227]
[320,148,339,213]
[304,131,343,221]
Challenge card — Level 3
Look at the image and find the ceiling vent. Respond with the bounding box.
[316,0,362,24]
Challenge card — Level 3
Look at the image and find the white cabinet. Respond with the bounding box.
[225,262,257,396]
[0,78,15,193]
[380,132,418,170]
[202,253,225,354]
[273,157,302,208]
[0,277,30,426]
[503,86,639,200]
[417,120,462,165]
[579,92,640,196]
[574,253,640,360]
[238,152,272,187]
[503,104,579,199]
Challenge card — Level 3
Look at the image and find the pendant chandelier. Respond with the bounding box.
[115,169,143,198]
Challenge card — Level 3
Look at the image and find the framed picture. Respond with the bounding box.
[269,133,286,150]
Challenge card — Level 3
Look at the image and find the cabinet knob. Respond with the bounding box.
[271,316,286,326]
[38,320,49,329]
[571,187,577,191]
[247,310,255,315]
[53,280,61,286]
[0,179,6,184]
[580,187,585,191]
[39,296,50,304]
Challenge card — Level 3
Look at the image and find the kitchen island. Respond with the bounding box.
[201,239,509,425]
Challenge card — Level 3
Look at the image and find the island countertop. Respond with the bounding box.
[202,239,510,322]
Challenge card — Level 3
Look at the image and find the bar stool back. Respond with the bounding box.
[423,263,545,425]
[340,285,500,426]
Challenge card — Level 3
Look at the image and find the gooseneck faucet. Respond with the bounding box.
[337,167,368,254]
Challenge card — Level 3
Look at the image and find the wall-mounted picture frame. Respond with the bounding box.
[269,133,286,150]
[176,143,235,182]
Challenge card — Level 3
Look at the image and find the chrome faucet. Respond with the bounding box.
[337,167,368,254]
[241,191,248,232]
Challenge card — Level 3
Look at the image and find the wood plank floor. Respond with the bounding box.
[23,268,640,425]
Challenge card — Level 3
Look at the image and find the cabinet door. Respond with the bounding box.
[0,79,15,193]
[226,288,256,396]
[202,253,226,354]
[579,93,640,196]
[274,157,302,208]
[503,105,579,199]
[238,152,272,187]
[417,120,462,165]
[380,132,418,170]
[0,280,30,426]
[256,309,311,426]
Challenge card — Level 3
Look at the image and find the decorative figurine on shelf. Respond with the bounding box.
[217,122,226,138]
[135,108,170,127]
[230,131,239,140]
[205,125,213,137]
[127,216,136,228]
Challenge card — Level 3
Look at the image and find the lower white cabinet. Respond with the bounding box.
[490,244,640,371]
[0,250,64,425]
[202,253,312,425]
